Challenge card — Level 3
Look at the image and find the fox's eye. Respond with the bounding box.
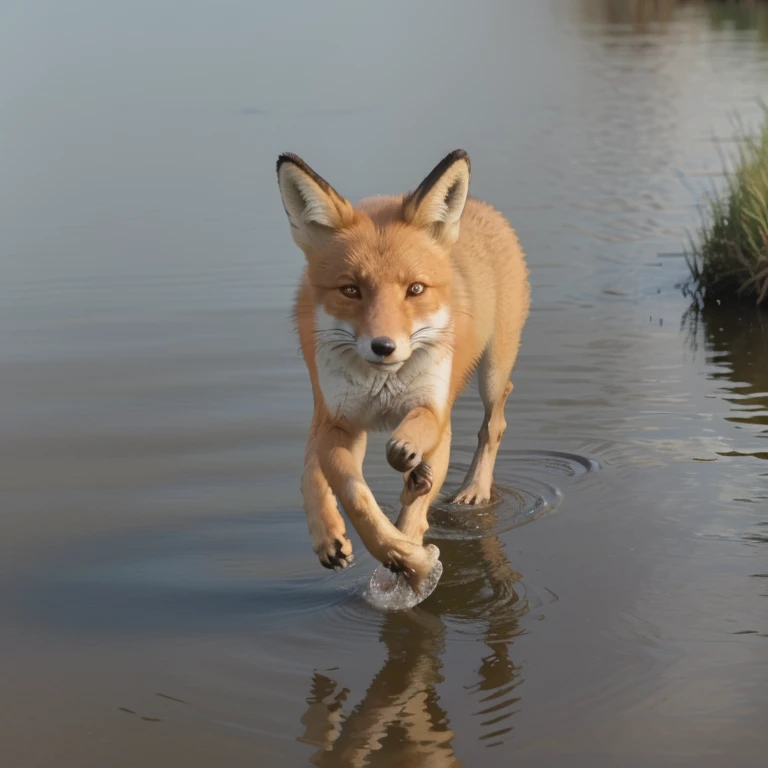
[407,282,426,297]
[340,285,361,299]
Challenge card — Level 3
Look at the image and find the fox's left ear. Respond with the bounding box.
[403,149,471,246]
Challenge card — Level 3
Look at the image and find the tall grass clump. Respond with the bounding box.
[686,109,768,306]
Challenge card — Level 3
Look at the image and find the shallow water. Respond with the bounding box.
[2,1,768,766]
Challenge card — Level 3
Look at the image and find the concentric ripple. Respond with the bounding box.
[429,449,599,540]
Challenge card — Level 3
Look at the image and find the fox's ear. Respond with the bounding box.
[403,149,471,246]
[276,154,355,250]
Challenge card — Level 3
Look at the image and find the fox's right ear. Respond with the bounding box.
[276,154,354,250]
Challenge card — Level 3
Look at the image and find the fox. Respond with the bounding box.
[276,149,530,591]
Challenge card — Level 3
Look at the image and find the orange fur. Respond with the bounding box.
[277,150,530,587]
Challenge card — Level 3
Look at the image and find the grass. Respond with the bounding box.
[686,109,768,306]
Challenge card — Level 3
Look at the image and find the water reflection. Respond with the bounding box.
[299,611,457,768]
[704,305,768,444]
[577,0,679,29]
[577,0,768,39]
[686,302,768,456]
[298,533,527,766]
[706,1,768,44]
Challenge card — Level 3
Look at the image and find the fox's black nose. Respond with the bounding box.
[371,337,397,358]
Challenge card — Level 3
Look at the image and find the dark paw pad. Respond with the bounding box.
[407,461,433,496]
[319,539,354,570]
[386,438,422,473]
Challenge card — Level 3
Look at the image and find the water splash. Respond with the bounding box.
[365,544,443,611]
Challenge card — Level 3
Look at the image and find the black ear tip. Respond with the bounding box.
[276,152,303,177]
[276,153,293,175]
[446,149,470,173]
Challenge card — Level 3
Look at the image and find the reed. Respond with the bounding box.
[686,109,768,306]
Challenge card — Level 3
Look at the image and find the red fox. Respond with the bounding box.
[277,150,530,590]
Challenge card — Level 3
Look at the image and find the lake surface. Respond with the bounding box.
[2,1,768,766]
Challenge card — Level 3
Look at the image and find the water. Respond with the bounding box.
[1,1,768,765]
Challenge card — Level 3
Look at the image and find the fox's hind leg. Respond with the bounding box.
[451,333,520,505]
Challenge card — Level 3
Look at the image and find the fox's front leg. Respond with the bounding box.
[386,406,444,496]
[302,423,353,570]
[316,423,436,588]
[387,406,449,544]
[396,425,451,543]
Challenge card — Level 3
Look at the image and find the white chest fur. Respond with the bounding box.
[314,311,452,430]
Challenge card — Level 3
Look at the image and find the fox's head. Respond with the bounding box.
[276,150,470,370]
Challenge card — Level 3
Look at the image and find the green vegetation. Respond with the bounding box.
[706,2,768,48]
[686,110,768,306]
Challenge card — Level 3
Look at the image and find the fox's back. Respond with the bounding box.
[452,198,530,339]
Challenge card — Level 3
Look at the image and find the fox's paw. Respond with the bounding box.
[386,438,422,473]
[383,548,425,581]
[383,544,441,594]
[450,479,493,506]
[407,461,433,496]
[315,535,354,571]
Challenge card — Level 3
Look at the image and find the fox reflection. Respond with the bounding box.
[297,531,526,767]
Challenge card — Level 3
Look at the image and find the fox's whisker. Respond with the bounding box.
[315,339,357,355]
[313,329,357,342]
[329,342,357,353]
